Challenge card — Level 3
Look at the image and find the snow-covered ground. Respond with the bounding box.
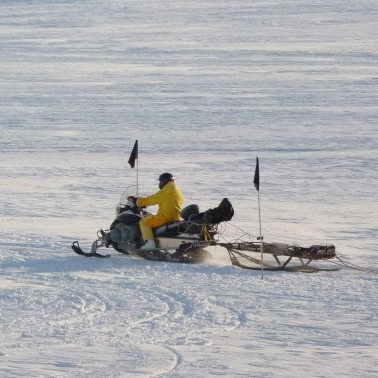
[1,0,377,376]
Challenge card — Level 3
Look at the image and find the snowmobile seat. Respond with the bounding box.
[153,221,182,237]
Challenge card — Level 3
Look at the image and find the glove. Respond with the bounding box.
[127,196,138,207]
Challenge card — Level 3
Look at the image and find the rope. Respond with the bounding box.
[328,254,378,274]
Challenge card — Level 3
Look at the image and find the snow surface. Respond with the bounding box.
[1,0,378,377]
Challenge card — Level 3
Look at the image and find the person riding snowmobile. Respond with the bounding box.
[130,173,183,249]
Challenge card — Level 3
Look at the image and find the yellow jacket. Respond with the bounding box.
[138,181,183,221]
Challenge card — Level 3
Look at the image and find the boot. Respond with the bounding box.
[141,239,156,250]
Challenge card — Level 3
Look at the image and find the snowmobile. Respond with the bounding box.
[71,185,234,263]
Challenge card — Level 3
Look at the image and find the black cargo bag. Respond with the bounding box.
[191,198,234,224]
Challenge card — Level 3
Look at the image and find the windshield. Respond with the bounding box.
[115,185,138,214]
[119,185,138,205]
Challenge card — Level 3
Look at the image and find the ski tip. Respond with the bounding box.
[72,241,84,255]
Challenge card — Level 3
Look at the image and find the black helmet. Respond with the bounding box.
[158,172,175,189]
[158,172,175,182]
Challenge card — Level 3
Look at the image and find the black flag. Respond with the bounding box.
[253,157,260,191]
[128,140,138,168]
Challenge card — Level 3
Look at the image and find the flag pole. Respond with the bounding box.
[253,157,263,279]
[128,140,139,194]
[136,153,139,195]
[257,187,264,280]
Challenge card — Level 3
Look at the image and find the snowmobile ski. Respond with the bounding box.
[71,241,111,258]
